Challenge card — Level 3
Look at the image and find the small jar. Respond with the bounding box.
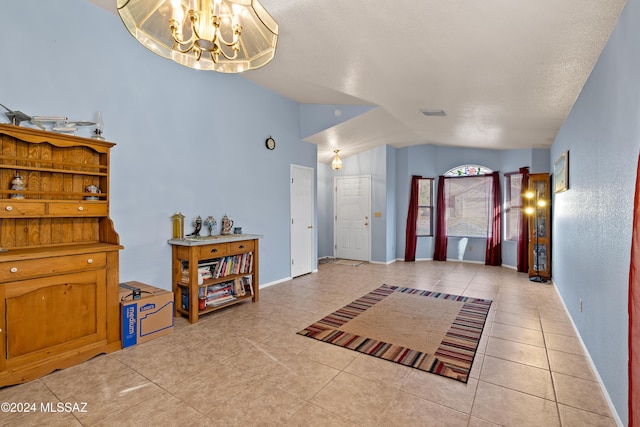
[171,212,185,239]
[10,173,25,199]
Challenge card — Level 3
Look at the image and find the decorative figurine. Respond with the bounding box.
[187,215,202,237]
[10,172,24,199]
[171,212,185,239]
[220,214,234,235]
[203,216,217,236]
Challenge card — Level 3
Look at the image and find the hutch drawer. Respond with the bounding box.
[0,252,107,282]
[48,201,108,216]
[0,201,46,217]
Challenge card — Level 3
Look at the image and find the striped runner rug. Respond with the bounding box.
[297,284,492,383]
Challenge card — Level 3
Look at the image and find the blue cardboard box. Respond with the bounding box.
[120,281,174,348]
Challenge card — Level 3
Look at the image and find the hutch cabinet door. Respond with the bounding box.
[3,270,107,369]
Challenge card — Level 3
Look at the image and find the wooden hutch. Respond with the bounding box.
[0,124,122,386]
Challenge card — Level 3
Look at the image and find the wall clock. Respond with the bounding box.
[265,137,276,150]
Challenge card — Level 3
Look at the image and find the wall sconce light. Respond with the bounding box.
[331,150,343,170]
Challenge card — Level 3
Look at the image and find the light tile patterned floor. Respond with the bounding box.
[0,261,617,426]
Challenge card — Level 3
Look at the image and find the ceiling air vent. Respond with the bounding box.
[420,109,446,117]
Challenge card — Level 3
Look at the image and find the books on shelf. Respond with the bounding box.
[181,253,254,283]
[181,287,189,310]
[178,250,255,313]
[186,278,254,310]
[241,275,253,296]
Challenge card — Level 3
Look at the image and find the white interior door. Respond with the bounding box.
[335,176,370,261]
[290,165,314,277]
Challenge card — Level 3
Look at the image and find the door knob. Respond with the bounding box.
[364,222,369,226]
[307,225,313,229]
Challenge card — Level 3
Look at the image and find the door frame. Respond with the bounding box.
[333,175,371,261]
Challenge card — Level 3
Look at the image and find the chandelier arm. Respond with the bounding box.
[189,13,207,43]
[215,46,239,61]
[193,45,203,61]
[171,40,199,55]
[170,21,198,53]
[215,25,242,48]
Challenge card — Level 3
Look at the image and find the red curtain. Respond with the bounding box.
[628,155,640,426]
[517,167,530,272]
[404,175,422,262]
[433,176,447,261]
[485,171,502,266]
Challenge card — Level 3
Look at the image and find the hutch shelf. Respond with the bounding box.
[0,124,122,386]
[169,234,260,324]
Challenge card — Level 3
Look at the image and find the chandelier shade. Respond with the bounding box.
[331,150,343,170]
[117,0,278,73]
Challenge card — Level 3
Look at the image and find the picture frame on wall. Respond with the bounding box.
[554,151,569,193]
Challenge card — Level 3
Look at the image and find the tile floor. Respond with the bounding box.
[0,261,618,426]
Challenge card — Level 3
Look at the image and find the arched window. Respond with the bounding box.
[444,164,493,177]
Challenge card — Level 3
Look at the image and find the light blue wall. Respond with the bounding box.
[1,0,316,289]
[552,1,639,423]
[317,162,334,259]
[385,146,397,262]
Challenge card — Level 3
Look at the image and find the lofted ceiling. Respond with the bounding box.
[91,0,626,164]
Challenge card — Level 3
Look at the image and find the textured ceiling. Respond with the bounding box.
[91,0,627,163]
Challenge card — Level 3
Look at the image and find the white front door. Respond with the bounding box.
[335,176,370,261]
[290,165,314,277]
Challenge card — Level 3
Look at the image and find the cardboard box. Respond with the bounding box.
[120,281,174,348]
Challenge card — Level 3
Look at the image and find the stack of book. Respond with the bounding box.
[181,275,254,312]
[232,276,253,297]
[202,281,235,307]
[240,276,254,296]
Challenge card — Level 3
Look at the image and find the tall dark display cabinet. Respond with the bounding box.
[527,173,551,281]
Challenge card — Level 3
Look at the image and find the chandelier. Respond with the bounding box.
[117,0,278,73]
[331,150,343,170]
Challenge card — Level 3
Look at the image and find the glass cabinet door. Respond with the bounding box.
[527,173,551,281]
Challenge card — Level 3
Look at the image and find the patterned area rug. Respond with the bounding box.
[297,284,492,383]
[318,258,368,266]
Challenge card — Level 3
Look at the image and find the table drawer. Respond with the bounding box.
[0,252,106,282]
[228,240,254,253]
[199,243,229,259]
[48,201,108,216]
[0,201,46,217]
